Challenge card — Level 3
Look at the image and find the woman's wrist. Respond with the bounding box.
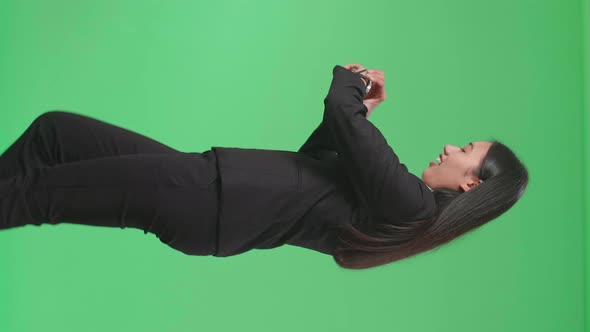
[360,76,368,86]
[363,101,377,118]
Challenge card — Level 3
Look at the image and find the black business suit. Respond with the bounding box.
[0,65,436,257]
[0,111,220,256]
[211,65,436,256]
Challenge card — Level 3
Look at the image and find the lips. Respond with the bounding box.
[430,153,445,167]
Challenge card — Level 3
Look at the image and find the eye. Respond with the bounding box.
[461,148,466,152]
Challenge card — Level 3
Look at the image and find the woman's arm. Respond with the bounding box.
[322,65,434,222]
[297,120,338,160]
[298,66,380,159]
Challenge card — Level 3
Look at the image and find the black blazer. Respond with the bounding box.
[210,65,436,257]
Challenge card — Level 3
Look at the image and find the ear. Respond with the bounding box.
[460,179,483,192]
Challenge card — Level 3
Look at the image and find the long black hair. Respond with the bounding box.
[331,139,529,269]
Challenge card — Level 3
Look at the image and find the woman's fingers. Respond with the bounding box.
[363,69,386,101]
[342,64,386,83]
[364,70,384,86]
[339,66,388,104]
[366,74,384,86]
[365,69,384,79]
[344,63,366,72]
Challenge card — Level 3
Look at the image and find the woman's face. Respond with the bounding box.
[421,141,492,192]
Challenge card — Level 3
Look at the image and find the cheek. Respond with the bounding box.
[447,157,466,168]
[438,161,457,174]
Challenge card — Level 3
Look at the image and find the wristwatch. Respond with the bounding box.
[352,69,373,95]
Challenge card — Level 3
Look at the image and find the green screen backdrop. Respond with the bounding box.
[0,1,588,331]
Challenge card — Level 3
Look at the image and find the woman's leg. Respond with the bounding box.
[0,110,219,255]
[0,110,182,179]
[0,152,219,256]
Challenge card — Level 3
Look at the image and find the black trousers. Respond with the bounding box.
[0,111,220,256]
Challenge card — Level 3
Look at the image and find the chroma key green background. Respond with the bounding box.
[0,0,588,331]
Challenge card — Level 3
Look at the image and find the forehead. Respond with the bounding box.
[470,141,491,154]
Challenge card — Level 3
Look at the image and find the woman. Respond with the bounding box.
[0,64,529,270]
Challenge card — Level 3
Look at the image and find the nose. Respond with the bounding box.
[443,144,460,155]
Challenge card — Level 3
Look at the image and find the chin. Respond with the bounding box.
[421,168,435,185]
[420,170,428,182]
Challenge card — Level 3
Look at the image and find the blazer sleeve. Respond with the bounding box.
[297,120,339,161]
[322,64,434,223]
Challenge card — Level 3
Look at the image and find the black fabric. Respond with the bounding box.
[211,65,436,257]
[210,146,356,257]
[0,111,219,256]
[0,65,436,259]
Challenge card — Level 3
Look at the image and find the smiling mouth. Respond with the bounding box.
[429,157,442,167]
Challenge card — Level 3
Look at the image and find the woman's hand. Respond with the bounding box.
[362,68,386,118]
[343,63,369,85]
[343,64,387,118]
